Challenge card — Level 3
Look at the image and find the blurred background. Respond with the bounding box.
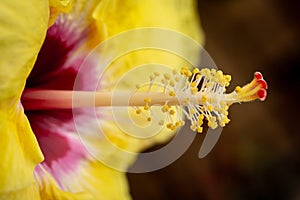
[127,0,300,199]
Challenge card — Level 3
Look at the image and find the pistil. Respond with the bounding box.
[22,67,268,133]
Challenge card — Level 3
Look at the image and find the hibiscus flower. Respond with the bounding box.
[0,0,267,199]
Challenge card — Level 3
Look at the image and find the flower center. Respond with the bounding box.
[22,21,90,170]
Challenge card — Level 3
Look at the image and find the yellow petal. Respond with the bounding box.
[0,106,44,197]
[56,161,132,200]
[35,166,93,200]
[49,0,73,26]
[0,183,40,200]
[49,0,73,10]
[0,0,49,197]
[93,0,204,42]
[0,0,49,110]
[81,161,131,200]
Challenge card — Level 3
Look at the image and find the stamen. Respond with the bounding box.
[22,67,268,133]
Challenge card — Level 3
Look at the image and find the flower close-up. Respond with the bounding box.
[0,0,269,199]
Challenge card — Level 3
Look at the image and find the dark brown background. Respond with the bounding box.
[128,1,300,199]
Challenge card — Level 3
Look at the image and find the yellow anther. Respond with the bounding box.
[136,109,142,115]
[207,116,214,123]
[185,70,193,77]
[235,86,242,93]
[191,87,198,94]
[180,121,185,126]
[201,68,210,75]
[219,77,226,86]
[190,81,197,87]
[136,84,141,89]
[224,105,229,111]
[169,91,176,97]
[212,123,218,129]
[154,72,160,76]
[170,125,176,131]
[207,105,213,112]
[221,110,228,116]
[220,122,226,127]
[205,73,212,80]
[169,109,175,115]
[198,115,203,123]
[211,69,216,75]
[182,66,188,70]
[144,104,149,110]
[183,98,190,104]
[144,97,151,103]
[217,70,223,77]
[164,73,171,80]
[175,76,180,82]
[207,121,212,127]
[149,75,155,81]
[199,114,204,121]
[196,74,201,80]
[190,124,197,131]
[223,116,230,124]
[172,69,178,75]
[175,121,181,127]
[162,104,169,112]
[212,116,217,122]
[224,75,231,82]
[147,117,152,122]
[208,121,218,129]
[158,120,164,126]
[197,127,203,133]
[212,75,220,83]
[180,69,186,75]
[192,68,199,74]
[197,119,203,126]
[166,123,172,129]
[169,80,175,87]
[201,95,208,103]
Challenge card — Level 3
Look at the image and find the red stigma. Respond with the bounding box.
[257,89,267,101]
[258,79,268,89]
[254,72,263,80]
